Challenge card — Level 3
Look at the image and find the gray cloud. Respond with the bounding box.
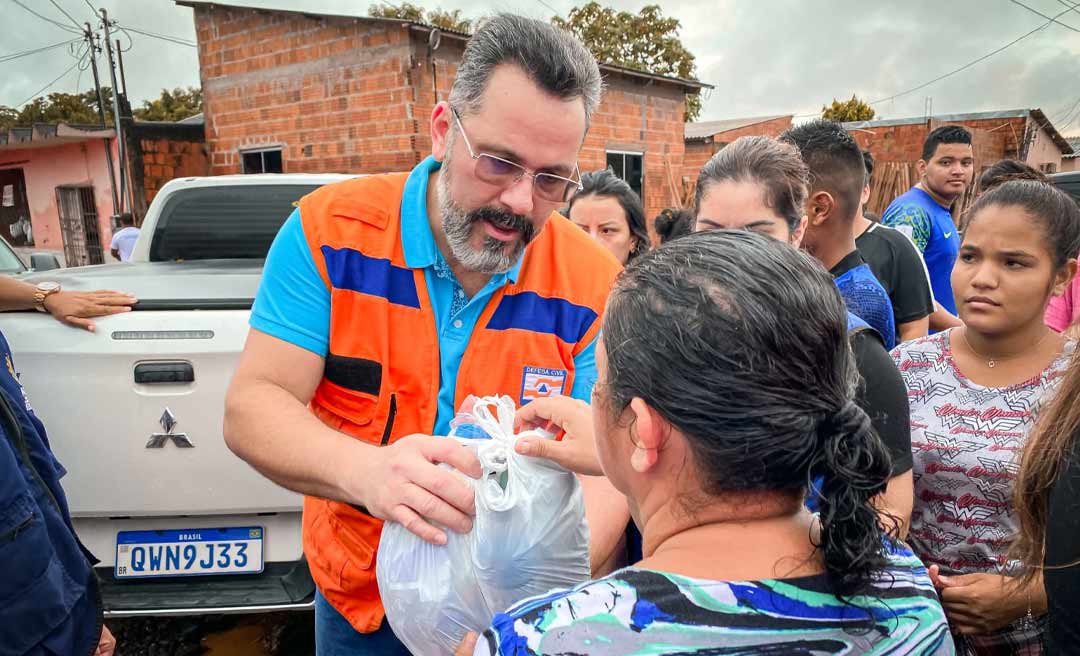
[3,0,1078,135]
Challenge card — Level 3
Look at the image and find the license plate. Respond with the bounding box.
[114,526,264,579]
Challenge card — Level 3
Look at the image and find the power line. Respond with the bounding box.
[11,0,82,34]
[122,26,197,48]
[13,54,86,109]
[0,38,82,64]
[537,0,562,17]
[1009,0,1080,32]
[798,4,1080,119]
[83,0,97,16]
[47,0,84,30]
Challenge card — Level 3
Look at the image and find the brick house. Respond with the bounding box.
[683,115,794,187]
[843,109,1074,174]
[176,0,709,222]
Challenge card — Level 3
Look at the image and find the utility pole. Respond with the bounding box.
[101,9,131,215]
[115,40,128,97]
[85,22,119,218]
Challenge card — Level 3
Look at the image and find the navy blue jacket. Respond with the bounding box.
[0,331,101,656]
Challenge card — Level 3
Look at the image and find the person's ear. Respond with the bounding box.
[916,159,928,180]
[628,397,663,474]
[1052,259,1078,297]
[431,102,452,162]
[807,191,834,226]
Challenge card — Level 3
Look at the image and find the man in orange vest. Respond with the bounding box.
[224,14,623,654]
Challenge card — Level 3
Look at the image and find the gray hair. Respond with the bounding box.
[448,14,603,128]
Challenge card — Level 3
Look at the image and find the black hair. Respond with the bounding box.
[117,213,135,226]
[694,136,809,234]
[964,179,1080,269]
[653,208,693,244]
[780,119,866,222]
[862,150,874,186]
[567,169,650,262]
[921,125,972,162]
[978,159,1047,193]
[601,230,892,599]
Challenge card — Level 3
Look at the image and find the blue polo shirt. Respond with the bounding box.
[881,187,961,315]
[251,156,598,436]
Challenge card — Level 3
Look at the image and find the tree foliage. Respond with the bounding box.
[553,2,702,121]
[369,3,472,32]
[0,89,116,132]
[821,95,876,123]
[132,87,203,122]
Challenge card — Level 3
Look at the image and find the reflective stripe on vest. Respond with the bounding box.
[295,173,622,633]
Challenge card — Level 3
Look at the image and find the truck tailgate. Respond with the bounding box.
[1,309,301,517]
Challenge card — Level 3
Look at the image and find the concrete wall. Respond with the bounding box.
[0,139,118,258]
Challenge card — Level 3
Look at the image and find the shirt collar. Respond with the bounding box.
[399,155,523,284]
[829,249,866,278]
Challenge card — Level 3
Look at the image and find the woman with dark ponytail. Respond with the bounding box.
[463,231,951,655]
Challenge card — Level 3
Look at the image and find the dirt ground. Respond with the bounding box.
[108,612,314,656]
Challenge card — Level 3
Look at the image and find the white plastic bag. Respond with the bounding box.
[376,395,591,655]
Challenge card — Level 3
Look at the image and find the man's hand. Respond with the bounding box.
[356,434,482,545]
[95,625,116,656]
[514,395,603,476]
[928,566,1028,635]
[454,631,480,656]
[42,290,137,332]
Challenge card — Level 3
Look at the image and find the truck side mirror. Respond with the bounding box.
[29,253,62,272]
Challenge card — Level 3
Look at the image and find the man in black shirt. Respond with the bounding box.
[856,151,934,343]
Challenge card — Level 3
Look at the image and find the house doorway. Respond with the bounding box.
[0,168,33,247]
[56,185,104,266]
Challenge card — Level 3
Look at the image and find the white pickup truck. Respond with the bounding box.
[1,172,353,617]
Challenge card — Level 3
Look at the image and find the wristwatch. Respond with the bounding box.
[33,281,61,312]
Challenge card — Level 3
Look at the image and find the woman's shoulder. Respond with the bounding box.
[482,560,953,655]
[890,330,949,362]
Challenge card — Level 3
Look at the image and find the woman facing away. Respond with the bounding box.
[892,179,1080,654]
[460,230,952,655]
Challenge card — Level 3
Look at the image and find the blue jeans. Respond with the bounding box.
[314,589,409,655]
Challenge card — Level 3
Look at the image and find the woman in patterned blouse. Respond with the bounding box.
[892,180,1080,654]
[458,230,952,655]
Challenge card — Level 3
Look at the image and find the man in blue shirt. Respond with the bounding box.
[781,120,898,349]
[224,15,626,654]
[881,125,974,331]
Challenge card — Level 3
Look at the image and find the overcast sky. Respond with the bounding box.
[3,0,1079,136]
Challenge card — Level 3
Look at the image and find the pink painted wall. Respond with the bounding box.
[0,138,119,260]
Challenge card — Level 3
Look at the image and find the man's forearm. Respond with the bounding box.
[897,317,929,344]
[928,303,963,332]
[224,377,375,504]
[0,275,39,311]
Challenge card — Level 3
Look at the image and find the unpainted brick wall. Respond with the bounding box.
[195,5,418,175]
[194,5,696,228]
[680,116,794,193]
[140,138,209,206]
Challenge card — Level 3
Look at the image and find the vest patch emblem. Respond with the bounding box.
[520,366,567,404]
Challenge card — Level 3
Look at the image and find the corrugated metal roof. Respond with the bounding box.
[685,115,791,141]
[1065,137,1080,159]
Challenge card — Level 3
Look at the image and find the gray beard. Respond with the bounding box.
[437,162,530,275]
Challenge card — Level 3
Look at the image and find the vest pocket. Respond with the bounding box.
[0,489,84,655]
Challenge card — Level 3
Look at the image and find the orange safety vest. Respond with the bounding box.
[296,172,622,633]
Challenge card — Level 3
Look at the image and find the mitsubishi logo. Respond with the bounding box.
[146,408,194,448]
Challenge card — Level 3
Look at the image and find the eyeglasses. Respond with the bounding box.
[450,107,583,203]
